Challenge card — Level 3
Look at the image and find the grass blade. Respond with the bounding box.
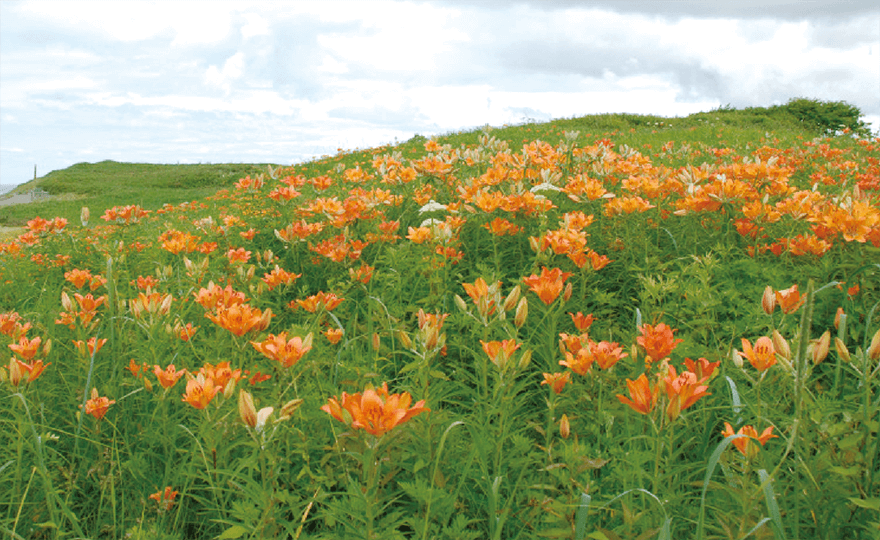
[757,469,786,540]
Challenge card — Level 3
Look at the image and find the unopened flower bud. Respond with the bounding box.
[731,349,744,368]
[278,398,304,422]
[514,298,528,328]
[398,330,413,350]
[772,330,791,360]
[503,286,521,312]
[563,282,573,303]
[868,328,880,362]
[239,389,257,428]
[812,330,831,365]
[372,332,381,351]
[834,337,851,363]
[559,414,570,439]
[834,307,845,331]
[761,286,776,315]
[454,294,468,313]
[518,349,533,370]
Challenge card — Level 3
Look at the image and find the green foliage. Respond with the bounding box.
[0,102,878,539]
[774,98,873,137]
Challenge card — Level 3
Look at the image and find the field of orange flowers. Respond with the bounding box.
[1,120,879,539]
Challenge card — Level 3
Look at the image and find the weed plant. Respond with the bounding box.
[0,101,879,539]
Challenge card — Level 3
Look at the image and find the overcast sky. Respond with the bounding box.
[1,0,878,189]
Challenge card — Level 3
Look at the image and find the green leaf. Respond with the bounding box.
[218,525,248,539]
[758,469,786,540]
[848,497,880,510]
[575,492,591,540]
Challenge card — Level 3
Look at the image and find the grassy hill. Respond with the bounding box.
[1,98,871,229]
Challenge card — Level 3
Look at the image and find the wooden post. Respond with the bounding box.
[34,165,37,181]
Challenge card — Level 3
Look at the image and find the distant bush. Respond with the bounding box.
[774,98,872,137]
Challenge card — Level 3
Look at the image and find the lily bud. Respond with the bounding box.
[834,308,845,331]
[868,328,880,362]
[563,282,573,303]
[518,349,533,370]
[8,358,22,387]
[772,330,791,360]
[372,332,381,351]
[812,331,831,365]
[453,294,468,313]
[834,337,851,363]
[397,330,413,350]
[503,286,521,312]
[61,291,73,312]
[761,286,776,315]
[239,389,257,428]
[514,297,528,328]
[559,414,570,439]
[278,398,304,422]
[731,349,744,369]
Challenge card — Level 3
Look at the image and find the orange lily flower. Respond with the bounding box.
[293,291,344,313]
[83,387,115,420]
[617,373,659,415]
[199,361,243,392]
[153,364,186,390]
[8,358,51,386]
[64,268,94,289]
[481,339,521,370]
[321,382,429,438]
[324,328,344,344]
[149,486,179,512]
[591,340,628,369]
[636,323,683,363]
[683,357,720,382]
[722,422,777,458]
[740,337,776,371]
[663,366,710,421]
[181,374,219,409]
[251,332,313,368]
[569,312,595,332]
[522,266,572,305]
[205,304,272,336]
[775,284,805,314]
[175,322,199,341]
[193,282,248,310]
[9,335,49,362]
[541,371,571,394]
[262,266,301,290]
[73,337,107,358]
[560,348,594,375]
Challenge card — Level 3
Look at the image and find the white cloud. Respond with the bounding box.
[2,0,877,185]
[241,13,270,39]
[205,52,246,93]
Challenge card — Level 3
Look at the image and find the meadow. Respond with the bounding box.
[1,99,878,539]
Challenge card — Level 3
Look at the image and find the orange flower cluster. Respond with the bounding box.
[522,266,572,305]
[251,332,313,368]
[636,323,683,364]
[205,303,272,337]
[101,205,149,224]
[321,382,429,437]
[83,387,115,420]
[293,291,344,313]
[261,266,301,290]
[64,268,106,290]
[722,423,777,458]
[56,292,107,331]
